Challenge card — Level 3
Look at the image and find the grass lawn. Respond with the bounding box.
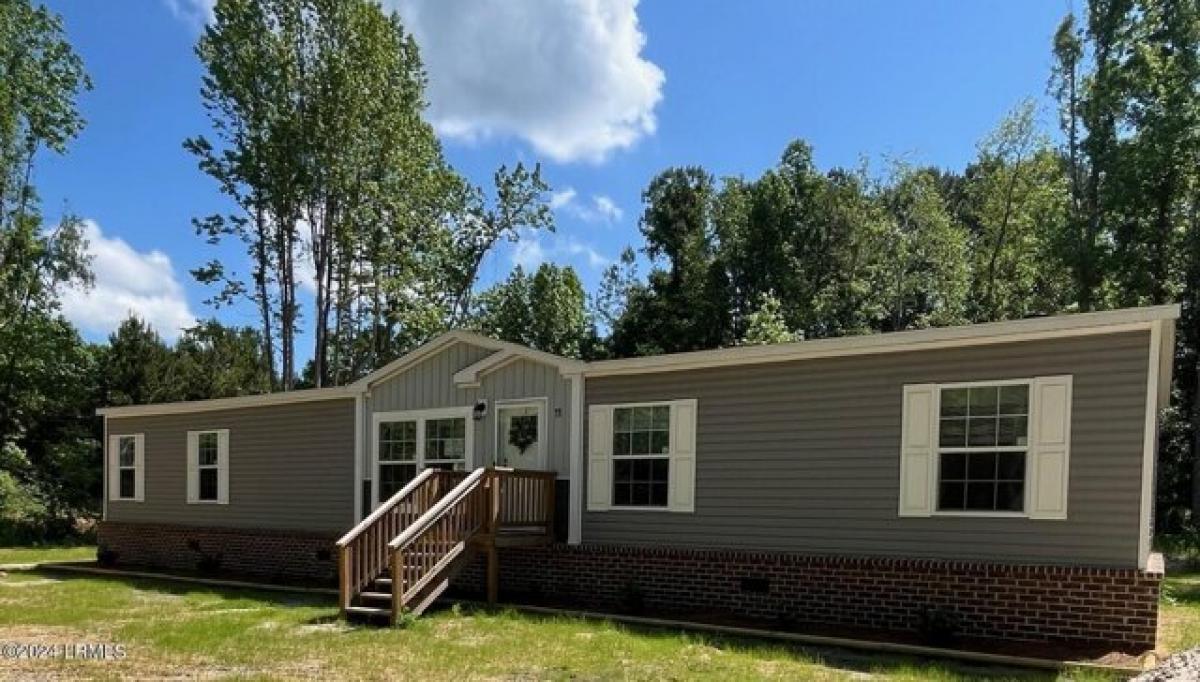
[0,543,95,565]
[0,568,1136,682]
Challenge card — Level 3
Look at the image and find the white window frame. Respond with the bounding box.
[107,433,144,502]
[187,429,229,505]
[590,399,697,514]
[493,397,548,470]
[371,407,475,507]
[931,378,1033,518]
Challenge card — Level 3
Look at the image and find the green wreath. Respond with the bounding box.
[507,415,538,454]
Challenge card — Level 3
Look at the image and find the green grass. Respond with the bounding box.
[0,543,95,565]
[0,569,1127,681]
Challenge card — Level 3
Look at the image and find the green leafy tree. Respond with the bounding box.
[100,316,181,407]
[473,263,589,358]
[740,293,798,345]
[174,319,273,400]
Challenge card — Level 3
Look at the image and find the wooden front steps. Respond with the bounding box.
[337,467,555,624]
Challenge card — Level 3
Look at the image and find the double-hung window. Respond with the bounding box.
[107,434,143,502]
[187,429,229,504]
[611,405,671,507]
[587,399,697,513]
[899,376,1072,520]
[936,383,1029,513]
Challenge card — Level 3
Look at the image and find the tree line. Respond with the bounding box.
[2,0,1199,539]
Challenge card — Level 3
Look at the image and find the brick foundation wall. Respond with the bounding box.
[453,544,1162,653]
[97,521,338,583]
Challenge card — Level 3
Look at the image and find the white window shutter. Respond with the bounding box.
[1028,375,1072,520]
[217,429,230,505]
[669,399,697,513]
[587,405,612,511]
[899,384,936,517]
[107,435,120,501]
[133,434,145,502]
[186,431,199,504]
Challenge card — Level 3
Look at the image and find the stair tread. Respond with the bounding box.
[359,591,392,600]
[345,605,390,617]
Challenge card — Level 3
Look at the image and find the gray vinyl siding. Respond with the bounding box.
[583,331,1152,567]
[365,341,574,478]
[105,399,355,533]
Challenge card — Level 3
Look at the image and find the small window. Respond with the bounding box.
[936,384,1029,513]
[612,405,671,507]
[188,429,228,504]
[378,420,418,500]
[111,435,141,501]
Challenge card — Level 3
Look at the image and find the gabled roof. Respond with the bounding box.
[350,329,585,391]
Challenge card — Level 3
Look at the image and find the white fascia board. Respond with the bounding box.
[97,387,356,418]
[584,305,1181,378]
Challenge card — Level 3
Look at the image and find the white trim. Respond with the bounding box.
[370,407,475,508]
[353,393,364,523]
[1139,320,1164,569]
[97,387,354,418]
[102,416,108,519]
[493,397,548,470]
[584,305,1180,378]
[568,374,583,544]
[107,433,144,503]
[454,351,518,387]
[186,429,230,505]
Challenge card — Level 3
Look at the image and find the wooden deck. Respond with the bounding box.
[335,467,555,623]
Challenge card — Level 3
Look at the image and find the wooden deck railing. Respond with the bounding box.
[335,468,466,612]
[497,468,557,538]
[388,467,489,611]
[386,467,556,615]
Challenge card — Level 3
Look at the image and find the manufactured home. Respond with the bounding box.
[97,304,1178,652]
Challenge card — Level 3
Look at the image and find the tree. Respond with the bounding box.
[962,101,1072,322]
[473,264,590,358]
[174,320,273,400]
[190,0,553,388]
[100,316,180,407]
[740,293,798,345]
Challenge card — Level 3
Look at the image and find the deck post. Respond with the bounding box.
[544,474,556,544]
[338,545,350,614]
[390,550,402,625]
[487,469,501,604]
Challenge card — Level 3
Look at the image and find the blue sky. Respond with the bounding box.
[37,1,1067,349]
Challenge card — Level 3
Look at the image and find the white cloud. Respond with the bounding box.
[549,187,624,224]
[393,0,664,163]
[549,188,578,210]
[60,220,197,342]
[163,0,213,29]
[166,0,664,163]
[511,232,610,271]
[591,195,623,222]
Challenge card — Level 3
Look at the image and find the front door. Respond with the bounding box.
[495,401,545,470]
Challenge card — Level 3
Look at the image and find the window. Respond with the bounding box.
[373,409,474,506]
[108,434,143,502]
[197,432,220,501]
[936,384,1029,513]
[378,420,417,501]
[612,405,671,507]
[187,429,228,504]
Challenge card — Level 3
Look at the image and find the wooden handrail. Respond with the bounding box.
[337,468,466,611]
[389,467,488,550]
[337,468,435,547]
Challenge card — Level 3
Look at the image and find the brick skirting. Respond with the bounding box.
[97,521,338,582]
[453,544,1162,653]
[96,522,1161,652]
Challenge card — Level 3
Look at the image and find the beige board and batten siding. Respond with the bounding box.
[583,330,1151,567]
[365,340,574,477]
[105,399,355,533]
